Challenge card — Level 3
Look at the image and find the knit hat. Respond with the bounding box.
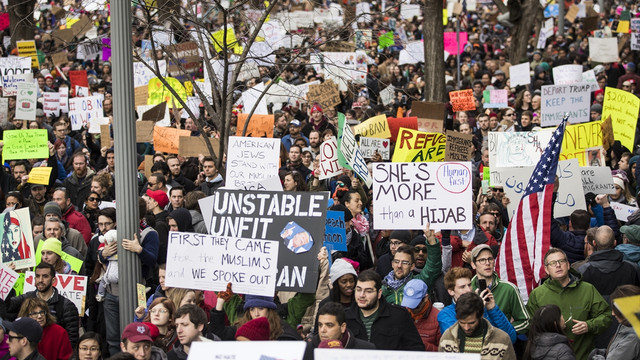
[43,201,62,218]
[620,225,640,244]
[329,258,357,284]
[330,204,353,223]
[389,230,412,244]
[243,295,277,311]
[310,104,323,114]
[146,189,169,209]
[3,317,43,343]
[590,103,602,114]
[612,170,628,190]
[410,235,426,247]
[401,279,428,309]
[235,317,270,340]
[318,339,344,348]
[41,238,62,257]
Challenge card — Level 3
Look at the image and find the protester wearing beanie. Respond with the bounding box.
[314,258,358,331]
[376,230,413,278]
[41,238,73,274]
[235,317,270,341]
[43,201,62,219]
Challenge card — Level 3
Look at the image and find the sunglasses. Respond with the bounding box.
[87,197,100,202]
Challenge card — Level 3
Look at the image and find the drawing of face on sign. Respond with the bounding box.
[1,211,30,263]
[280,221,314,254]
[505,134,531,166]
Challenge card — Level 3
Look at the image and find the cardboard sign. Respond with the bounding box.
[226,137,280,189]
[372,162,473,230]
[68,96,103,131]
[482,89,508,108]
[509,62,531,87]
[135,86,149,107]
[136,121,155,143]
[387,117,419,142]
[16,40,38,68]
[0,209,35,270]
[450,89,476,112]
[0,263,18,300]
[137,283,146,309]
[27,167,53,185]
[307,80,340,109]
[541,83,591,126]
[43,92,60,117]
[601,116,614,151]
[165,231,280,296]
[141,102,167,122]
[3,129,49,160]
[360,137,390,160]
[340,119,372,186]
[553,64,584,85]
[236,114,274,138]
[589,38,619,63]
[178,136,220,158]
[581,166,615,195]
[23,271,86,315]
[2,73,32,97]
[100,125,111,145]
[560,121,603,166]
[15,82,37,121]
[392,128,446,163]
[380,85,395,106]
[189,342,307,360]
[445,130,474,161]
[153,127,191,154]
[353,115,392,139]
[319,137,342,180]
[51,52,68,67]
[0,56,31,79]
[198,190,329,292]
[602,87,640,153]
[325,211,348,252]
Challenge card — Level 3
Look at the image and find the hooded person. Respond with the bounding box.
[168,208,194,233]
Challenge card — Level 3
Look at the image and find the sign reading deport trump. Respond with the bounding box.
[194,190,329,293]
[372,162,473,230]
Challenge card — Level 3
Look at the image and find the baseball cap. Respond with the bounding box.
[4,317,43,343]
[620,225,640,244]
[145,189,169,209]
[401,279,428,309]
[471,244,494,262]
[121,322,153,343]
[289,119,302,127]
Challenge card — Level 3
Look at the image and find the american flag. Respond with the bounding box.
[495,115,569,302]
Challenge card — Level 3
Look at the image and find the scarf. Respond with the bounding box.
[458,318,488,352]
[408,297,432,321]
[383,270,412,290]
[352,213,369,235]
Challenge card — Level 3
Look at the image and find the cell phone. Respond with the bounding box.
[478,279,487,293]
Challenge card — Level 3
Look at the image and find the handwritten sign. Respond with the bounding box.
[560,121,603,166]
[136,121,155,143]
[15,82,37,121]
[315,348,481,360]
[133,60,167,87]
[59,87,69,113]
[0,264,18,300]
[353,115,392,139]
[487,131,552,185]
[27,167,52,185]
[340,119,372,186]
[392,128,446,163]
[445,130,474,161]
[450,89,476,112]
[24,272,86,315]
[482,89,508,108]
[226,136,280,189]
[178,136,219,158]
[552,65,583,85]
[242,177,283,192]
[153,127,191,154]
[589,38,618,63]
[602,87,640,152]
[69,96,103,131]
[319,137,342,180]
[324,211,348,252]
[2,73,32,97]
[581,70,600,91]
[541,83,591,126]
[373,162,473,230]
[43,92,60,117]
[307,80,341,109]
[2,129,49,160]
[190,342,306,360]
[581,166,615,194]
[236,114,274,138]
[610,202,637,222]
[444,31,467,55]
[198,190,329,292]
[360,137,390,160]
[0,57,31,80]
[16,40,39,68]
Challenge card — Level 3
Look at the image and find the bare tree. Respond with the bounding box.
[508,0,543,64]
[8,0,37,48]
[422,0,445,102]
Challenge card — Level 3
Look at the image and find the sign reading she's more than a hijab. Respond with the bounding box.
[198,190,329,293]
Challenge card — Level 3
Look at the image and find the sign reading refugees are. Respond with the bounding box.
[602,87,640,153]
[2,129,49,160]
[392,128,446,163]
[360,137,390,160]
[373,162,473,230]
[324,210,348,252]
[319,137,342,180]
[581,166,615,194]
[0,263,18,300]
[23,272,86,315]
[541,83,591,126]
[68,96,103,130]
[198,190,329,292]
[353,115,392,139]
[226,136,280,189]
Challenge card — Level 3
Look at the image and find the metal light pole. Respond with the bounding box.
[112,1,141,332]
[456,15,461,89]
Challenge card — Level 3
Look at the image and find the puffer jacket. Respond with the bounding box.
[603,324,640,360]
[530,332,575,360]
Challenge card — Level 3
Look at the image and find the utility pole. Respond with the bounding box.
[112,1,141,332]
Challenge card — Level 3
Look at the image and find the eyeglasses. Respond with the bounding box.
[504,113,514,116]
[87,197,100,202]
[28,310,46,317]
[150,308,169,314]
[98,221,113,227]
[79,347,100,352]
[414,247,428,253]
[475,257,495,265]
[392,259,412,266]
[147,182,157,187]
[545,259,568,267]
[7,335,24,341]
[390,240,403,246]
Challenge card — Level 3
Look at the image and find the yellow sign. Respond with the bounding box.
[211,28,243,55]
[16,40,39,68]
[2,129,49,161]
[147,77,187,108]
[392,127,446,162]
[602,87,640,152]
[137,283,147,309]
[353,115,392,139]
[559,120,603,166]
[27,167,53,185]
[613,294,640,338]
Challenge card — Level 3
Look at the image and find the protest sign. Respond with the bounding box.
[43,92,60,117]
[88,116,109,135]
[153,127,191,154]
[613,294,640,338]
[632,18,640,32]
[387,117,418,141]
[509,62,531,87]
[242,177,283,192]
[444,32,467,55]
[133,60,167,87]
[0,98,7,125]
[319,137,342,180]
[610,202,637,222]
[190,341,307,360]
[141,102,167,122]
[0,208,35,270]
[560,120,603,166]
[589,38,618,63]
[360,137,390,160]
[100,125,111,145]
[449,89,476,112]
[488,131,552,168]
[340,120,373,186]
[198,190,329,292]
[552,64,583,85]
[147,77,187,108]
[135,86,149,107]
[0,57,31,79]
[69,96,103,131]
[2,130,48,160]
[15,82,37,121]
[24,272,87,315]
[76,40,101,60]
[307,80,341,109]
[238,82,268,115]
[325,211,348,252]
[59,87,69,113]
[16,40,39,67]
[482,89,508,108]
[165,231,280,296]
[137,283,146,309]
[2,73,32,97]
[632,33,640,51]
[27,167,52,185]
[226,137,280,189]
[68,70,88,96]
[392,128,446,163]
[101,37,111,61]
[135,121,155,143]
[178,136,220,158]
[0,263,18,300]
[540,83,591,126]
[581,70,600,91]
[372,162,473,230]
[602,87,640,153]
[353,115,392,139]
[315,348,481,359]
[412,101,446,133]
[236,114,274,138]
[445,130,474,161]
[380,85,395,106]
[601,115,614,150]
[581,166,615,194]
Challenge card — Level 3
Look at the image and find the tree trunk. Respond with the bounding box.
[422,0,445,102]
[509,0,542,64]
[8,0,36,49]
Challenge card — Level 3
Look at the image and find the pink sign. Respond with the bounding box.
[444,32,468,55]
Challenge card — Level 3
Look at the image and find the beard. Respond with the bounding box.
[360,298,378,311]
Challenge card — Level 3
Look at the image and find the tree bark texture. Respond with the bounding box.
[8,0,36,49]
[509,0,542,64]
[422,0,446,102]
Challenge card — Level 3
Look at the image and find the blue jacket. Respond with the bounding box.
[616,243,640,267]
[281,134,309,152]
[437,302,517,343]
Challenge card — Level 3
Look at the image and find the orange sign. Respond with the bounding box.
[236,114,274,138]
[153,126,191,154]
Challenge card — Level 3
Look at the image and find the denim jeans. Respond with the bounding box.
[104,292,121,356]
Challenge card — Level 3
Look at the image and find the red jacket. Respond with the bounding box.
[63,205,92,245]
[412,305,441,352]
[450,226,498,268]
[39,324,73,360]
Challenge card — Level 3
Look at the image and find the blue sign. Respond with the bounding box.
[544,4,558,18]
[324,211,348,252]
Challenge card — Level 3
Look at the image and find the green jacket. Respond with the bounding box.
[526,268,611,360]
[382,241,442,305]
[472,273,530,334]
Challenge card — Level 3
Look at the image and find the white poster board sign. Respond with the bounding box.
[2,73,32,97]
[552,64,583,85]
[581,70,601,92]
[319,137,342,180]
[581,166,616,194]
[15,82,37,121]
[488,131,553,172]
[588,38,618,63]
[133,60,167,87]
[0,57,31,79]
[373,162,473,230]
[509,62,531,87]
[59,87,69,113]
[541,83,591,126]
[189,341,306,360]
[68,96,103,130]
[226,136,280,189]
[43,92,61,117]
[24,271,87,315]
[315,348,480,359]
[0,263,18,300]
[360,137,390,160]
[341,120,372,186]
[610,202,637,222]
